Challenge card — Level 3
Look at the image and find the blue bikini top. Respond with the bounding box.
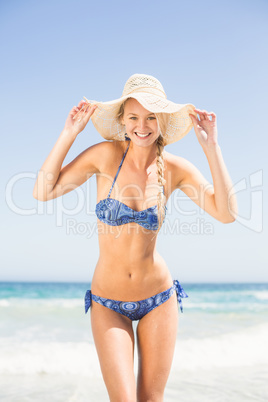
[95,140,167,231]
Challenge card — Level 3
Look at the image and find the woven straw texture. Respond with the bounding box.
[86,74,196,145]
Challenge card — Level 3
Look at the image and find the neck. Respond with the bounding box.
[127,141,158,170]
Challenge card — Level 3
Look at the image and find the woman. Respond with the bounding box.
[33,74,237,401]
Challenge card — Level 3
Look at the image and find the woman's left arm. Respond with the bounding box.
[185,109,238,223]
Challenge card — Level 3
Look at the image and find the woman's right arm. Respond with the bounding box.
[33,100,99,201]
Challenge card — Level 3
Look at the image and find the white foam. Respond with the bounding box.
[0,300,9,307]
[187,301,268,312]
[187,302,223,309]
[173,322,268,371]
[237,290,268,300]
[251,291,268,300]
[0,340,102,377]
[1,323,268,375]
[0,298,83,309]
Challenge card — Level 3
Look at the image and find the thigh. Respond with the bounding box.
[91,300,136,402]
[136,292,178,401]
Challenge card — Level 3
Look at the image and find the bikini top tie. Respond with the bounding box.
[95,140,167,231]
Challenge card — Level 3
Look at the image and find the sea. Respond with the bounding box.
[0,281,267,402]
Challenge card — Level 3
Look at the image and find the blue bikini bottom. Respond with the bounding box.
[84,280,188,321]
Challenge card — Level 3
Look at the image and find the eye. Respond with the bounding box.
[148,117,156,120]
[129,117,137,120]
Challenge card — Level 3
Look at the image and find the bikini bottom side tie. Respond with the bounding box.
[173,279,189,313]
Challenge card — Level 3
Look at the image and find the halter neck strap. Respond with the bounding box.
[108,140,131,198]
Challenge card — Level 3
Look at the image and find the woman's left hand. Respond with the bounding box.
[189,109,218,148]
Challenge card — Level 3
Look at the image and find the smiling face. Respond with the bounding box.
[121,98,160,147]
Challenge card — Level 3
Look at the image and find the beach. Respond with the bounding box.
[0,282,267,401]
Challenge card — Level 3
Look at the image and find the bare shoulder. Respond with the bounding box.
[38,141,126,201]
[74,140,124,173]
[163,150,190,167]
[163,150,197,189]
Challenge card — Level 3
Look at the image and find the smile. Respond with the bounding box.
[135,132,152,138]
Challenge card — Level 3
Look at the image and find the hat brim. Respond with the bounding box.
[85,93,196,145]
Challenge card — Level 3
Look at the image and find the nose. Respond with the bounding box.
[137,118,147,131]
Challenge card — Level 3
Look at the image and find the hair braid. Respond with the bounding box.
[116,101,167,238]
[154,135,166,236]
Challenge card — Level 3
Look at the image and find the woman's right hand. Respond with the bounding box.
[63,100,97,137]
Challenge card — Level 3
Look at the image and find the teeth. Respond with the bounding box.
[135,132,151,138]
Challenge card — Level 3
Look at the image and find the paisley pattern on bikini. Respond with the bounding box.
[84,280,188,321]
[96,199,167,230]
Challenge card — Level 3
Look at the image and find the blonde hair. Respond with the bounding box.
[155,134,166,234]
[117,100,126,124]
[116,100,167,236]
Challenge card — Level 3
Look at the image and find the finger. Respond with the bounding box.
[206,112,216,122]
[194,108,204,115]
[73,101,88,119]
[70,105,80,119]
[90,105,98,114]
[197,111,206,121]
[73,105,85,120]
[195,109,215,119]
[198,110,209,120]
[79,97,94,115]
[79,103,87,113]
[202,110,210,120]
[197,110,209,121]
[75,104,97,122]
[85,104,97,117]
[77,100,87,108]
[82,104,89,114]
[189,113,199,127]
[72,110,80,120]
[193,109,204,121]
[71,105,79,113]
[77,105,97,124]
[76,100,88,114]
[87,105,97,120]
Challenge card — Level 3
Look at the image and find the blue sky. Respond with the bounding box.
[1,0,267,282]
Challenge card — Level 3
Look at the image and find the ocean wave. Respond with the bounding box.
[0,341,101,376]
[174,323,268,371]
[242,291,268,300]
[0,323,268,375]
[186,301,268,312]
[0,298,83,309]
[0,300,9,307]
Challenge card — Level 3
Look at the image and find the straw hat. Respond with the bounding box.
[84,73,196,146]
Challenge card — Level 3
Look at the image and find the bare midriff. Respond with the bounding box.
[91,221,173,301]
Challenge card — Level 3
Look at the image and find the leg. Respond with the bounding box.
[90,300,136,402]
[136,292,178,402]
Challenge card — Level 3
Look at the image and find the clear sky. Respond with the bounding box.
[1,0,267,283]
